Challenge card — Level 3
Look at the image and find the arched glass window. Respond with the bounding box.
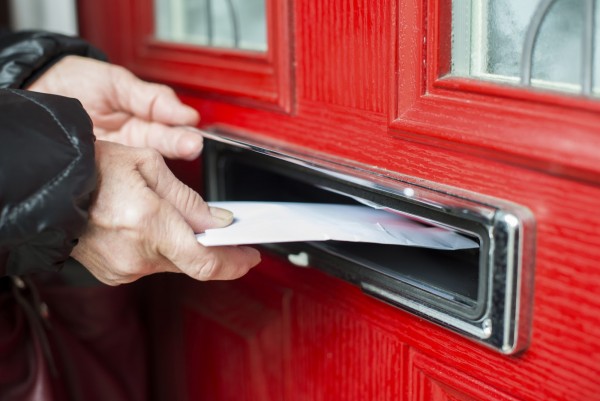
[451,0,599,96]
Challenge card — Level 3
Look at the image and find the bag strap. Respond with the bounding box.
[10,275,58,377]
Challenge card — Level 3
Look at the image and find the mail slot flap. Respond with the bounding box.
[201,128,535,355]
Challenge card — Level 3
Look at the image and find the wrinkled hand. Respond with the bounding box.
[29,55,202,160]
[72,141,261,285]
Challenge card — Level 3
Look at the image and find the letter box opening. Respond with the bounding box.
[201,128,535,354]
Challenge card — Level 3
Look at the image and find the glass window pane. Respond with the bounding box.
[451,0,600,97]
[154,0,267,52]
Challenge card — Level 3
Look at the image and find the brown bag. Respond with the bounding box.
[0,273,148,401]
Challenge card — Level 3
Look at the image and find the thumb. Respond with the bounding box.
[169,184,234,232]
[137,148,233,232]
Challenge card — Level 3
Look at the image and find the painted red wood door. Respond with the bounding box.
[79,0,600,400]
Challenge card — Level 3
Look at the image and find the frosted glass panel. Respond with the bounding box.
[155,0,267,51]
[451,0,600,96]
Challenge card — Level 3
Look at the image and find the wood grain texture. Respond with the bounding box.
[78,0,600,399]
[78,0,293,111]
[297,0,393,113]
[409,350,521,401]
[181,275,291,401]
[290,291,406,400]
[393,0,600,183]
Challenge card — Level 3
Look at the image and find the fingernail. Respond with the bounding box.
[180,135,203,157]
[209,207,234,225]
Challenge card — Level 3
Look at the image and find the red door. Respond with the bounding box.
[79,0,600,400]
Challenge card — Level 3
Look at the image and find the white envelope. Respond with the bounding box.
[196,202,478,250]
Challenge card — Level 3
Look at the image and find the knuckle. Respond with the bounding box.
[153,82,175,97]
[96,269,131,286]
[110,64,135,86]
[120,205,145,226]
[108,260,147,284]
[174,184,202,212]
[103,275,130,286]
[138,147,163,165]
[113,64,136,80]
[117,261,139,276]
[194,257,221,281]
[120,198,160,227]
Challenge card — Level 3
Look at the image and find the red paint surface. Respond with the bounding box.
[123,0,292,111]
[79,0,600,400]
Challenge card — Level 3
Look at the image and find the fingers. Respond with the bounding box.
[113,67,199,126]
[119,118,204,160]
[110,66,202,160]
[143,157,261,280]
[188,246,262,280]
[135,147,233,232]
[149,85,200,127]
[78,141,259,285]
[155,198,261,280]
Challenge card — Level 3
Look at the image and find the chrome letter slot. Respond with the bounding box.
[201,127,536,354]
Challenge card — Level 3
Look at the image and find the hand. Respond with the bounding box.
[29,56,202,160]
[72,141,261,285]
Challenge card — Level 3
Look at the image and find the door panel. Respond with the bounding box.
[409,351,520,401]
[182,275,289,401]
[78,0,600,400]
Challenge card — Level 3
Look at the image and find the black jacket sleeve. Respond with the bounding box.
[0,89,96,276]
[0,30,106,88]
[0,31,102,276]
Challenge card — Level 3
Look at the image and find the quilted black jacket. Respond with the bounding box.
[0,31,104,276]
